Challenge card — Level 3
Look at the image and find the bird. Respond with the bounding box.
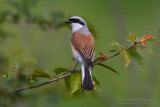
[65,16,95,91]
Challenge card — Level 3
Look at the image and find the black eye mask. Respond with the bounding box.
[69,18,84,26]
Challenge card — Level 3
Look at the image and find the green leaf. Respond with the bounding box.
[70,72,82,94]
[127,48,144,65]
[146,38,156,41]
[32,69,51,80]
[110,41,122,50]
[109,50,117,52]
[128,32,137,41]
[92,75,102,91]
[54,68,68,75]
[71,89,84,97]
[64,76,71,91]
[121,50,131,69]
[139,45,153,54]
[97,63,120,76]
[3,73,8,78]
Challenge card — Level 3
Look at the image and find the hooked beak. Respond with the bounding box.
[64,19,71,23]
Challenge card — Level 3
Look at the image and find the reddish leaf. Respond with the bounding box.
[100,52,107,59]
[96,52,107,63]
[142,40,146,46]
[92,81,96,86]
[143,35,155,39]
[140,35,155,46]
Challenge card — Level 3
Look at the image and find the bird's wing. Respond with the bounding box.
[71,32,95,66]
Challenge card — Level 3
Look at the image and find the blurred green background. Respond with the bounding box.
[0,0,159,107]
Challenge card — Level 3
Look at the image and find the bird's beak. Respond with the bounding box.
[64,19,71,23]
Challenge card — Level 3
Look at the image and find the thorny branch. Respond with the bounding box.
[15,42,140,92]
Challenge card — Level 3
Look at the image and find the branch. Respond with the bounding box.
[15,72,72,91]
[15,42,140,92]
[94,42,139,65]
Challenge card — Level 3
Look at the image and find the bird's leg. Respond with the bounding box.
[71,61,79,74]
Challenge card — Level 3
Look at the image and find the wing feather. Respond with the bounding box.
[71,32,95,66]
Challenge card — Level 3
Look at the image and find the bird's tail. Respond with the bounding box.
[82,65,93,91]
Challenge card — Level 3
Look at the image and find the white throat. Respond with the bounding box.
[71,23,83,33]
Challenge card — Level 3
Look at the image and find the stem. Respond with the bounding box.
[94,42,139,65]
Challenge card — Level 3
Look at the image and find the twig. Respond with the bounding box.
[15,42,140,92]
[15,73,72,91]
[94,42,139,65]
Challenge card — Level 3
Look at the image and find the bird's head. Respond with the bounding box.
[65,16,87,32]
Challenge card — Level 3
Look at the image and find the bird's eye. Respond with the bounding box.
[75,19,80,22]
[69,18,80,23]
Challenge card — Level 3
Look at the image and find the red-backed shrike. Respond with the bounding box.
[65,16,95,91]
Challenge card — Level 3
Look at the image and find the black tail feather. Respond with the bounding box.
[82,66,93,91]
